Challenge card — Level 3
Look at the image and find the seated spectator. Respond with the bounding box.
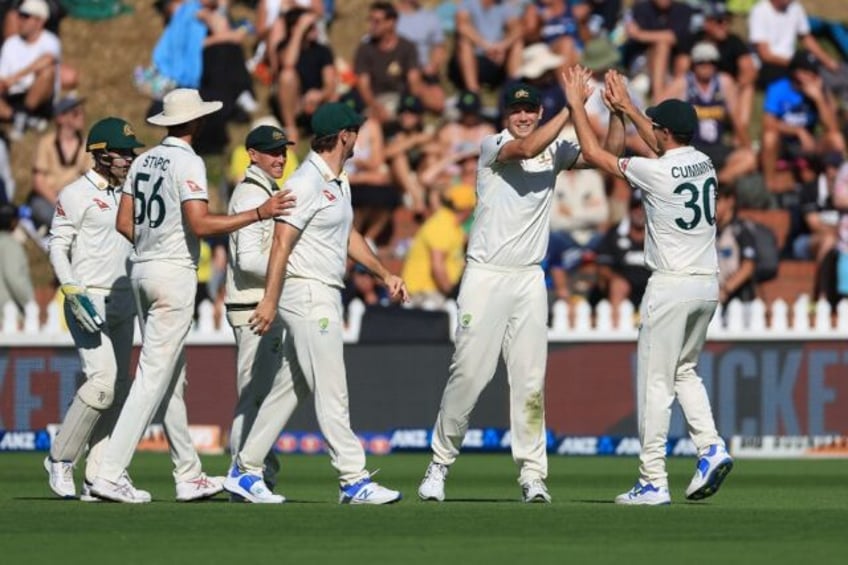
[660,42,756,188]
[761,51,845,193]
[271,8,337,143]
[826,160,848,304]
[594,189,650,316]
[401,183,475,308]
[450,0,523,93]
[0,203,34,326]
[547,161,609,302]
[397,0,447,113]
[384,93,435,216]
[793,152,843,297]
[254,0,326,72]
[622,0,695,102]
[28,93,91,229]
[748,0,839,89]
[715,184,757,306]
[354,1,430,124]
[696,1,756,133]
[0,0,60,139]
[0,132,14,204]
[434,90,495,159]
[583,0,622,39]
[522,0,591,67]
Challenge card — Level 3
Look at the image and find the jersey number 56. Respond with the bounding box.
[134,173,166,228]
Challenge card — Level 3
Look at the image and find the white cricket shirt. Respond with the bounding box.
[466,129,581,267]
[49,170,132,291]
[121,137,209,269]
[619,146,719,275]
[277,151,353,289]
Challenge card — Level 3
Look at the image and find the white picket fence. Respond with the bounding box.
[2,295,847,345]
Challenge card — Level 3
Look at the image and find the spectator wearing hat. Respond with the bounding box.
[623,0,696,102]
[354,1,429,124]
[0,202,33,328]
[660,41,756,189]
[749,0,839,89]
[402,183,476,308]
[522,0,591,67]
[450,0,524,93]
[385,93,435,216]
[28,93,92,229]
[695,1,756,132]
[0,0,61,137]
[434,90,495,165]
[761,50,846,194]
[271,7,337,144]
[593,189,651,316]
[225,123,296,497]
[397,0,447,113]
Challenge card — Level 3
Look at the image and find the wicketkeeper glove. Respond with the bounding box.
[61,283,104,333]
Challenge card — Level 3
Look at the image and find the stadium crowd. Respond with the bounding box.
[2,0,848,329]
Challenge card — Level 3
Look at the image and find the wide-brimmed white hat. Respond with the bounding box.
[147,88,223,126]
[519,43,565,80]
[18,0,50,20]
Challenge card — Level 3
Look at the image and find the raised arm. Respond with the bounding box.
[607,72,660,154]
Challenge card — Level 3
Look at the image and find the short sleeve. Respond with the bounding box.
[178,156,209,202]
[762,82,784,116]
[619,157,654,193]
[748,4,767,43]
[794,3,810,36]
[553,139,581,172]
[279,177,324,230]
[422,220,452,253]
[353,42,370,75]
[479,133,505,168]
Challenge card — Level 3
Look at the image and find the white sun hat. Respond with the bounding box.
[519,43,565,80]
[147,88,223,127]
[18,0,50,20]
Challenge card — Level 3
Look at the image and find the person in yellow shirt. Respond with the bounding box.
[402,183,476,308]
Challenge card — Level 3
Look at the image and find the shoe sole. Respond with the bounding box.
[176,487,224,502]
[43,457,76,499]
[342,493,403,505]
[523,495,552,503]
[417,491,444,502]
[686,459,733,501]
[89,488,148,504]
[614,498,671,506]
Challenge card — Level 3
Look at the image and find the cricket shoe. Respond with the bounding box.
[418,461,448,502]
[223,464,284,504]
[176,473,224,502]
[339,475,402,505]
[521,479,552,503]
[44,456,76,499]
[685,444,733,501]
[91,472,152,503]
[615,480,671,506]
[80,481,102,503]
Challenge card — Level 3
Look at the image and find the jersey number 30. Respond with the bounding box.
[134,173,165,228]
[674,178,717,230]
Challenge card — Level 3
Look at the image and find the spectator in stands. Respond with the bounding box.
[696,1,756,134]
[583,0,622,39]
[660,42,756,188]
[794,152,844,298]
[622,0,695,102]
[829,160,848,304]
[761,51,845,194]
[434,90,495,161]
[0,0,60,139]
[0,203,33,326]
[594,189,650,314]
[28,93,91,229]
[402,183,475,308]
[397,0,447,113]
[384,93,434,216]
[0,132,14,204]
[450,0,523,93]
[522,0,591,67]
[272,8,337,143]
[716,184,758,306]
[354,1,428,123]
[748,0,839,89]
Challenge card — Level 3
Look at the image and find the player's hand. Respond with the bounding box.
[562,65,592,107]
[249,299,277,336]
[382,274,410,303]
[605,71,632,113]
[61,283,103,333]
[260,189,296,219]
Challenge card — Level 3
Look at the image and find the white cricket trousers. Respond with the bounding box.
[637,272,723,487]
[229,320,285,485]
[51,288,134,483]
[238,278,367,485]
[431,263,549,484]
[96,263,202,484]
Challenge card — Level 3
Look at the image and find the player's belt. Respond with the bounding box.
[226,302,259,312]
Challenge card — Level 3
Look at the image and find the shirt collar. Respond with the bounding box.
[307,151,349,185]
[662,146,696,157]
[84,169,113,191]
[246,164,278,190]
[160,136,196,153]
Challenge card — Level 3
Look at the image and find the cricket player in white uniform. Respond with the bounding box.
[44,117,146,501]
[225,125,296,497]
[225,102,408,504]
[90,89,295,503]
[418,78,620,504]
[563,67,733,505]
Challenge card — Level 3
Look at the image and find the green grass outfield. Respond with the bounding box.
[1,453,846,565]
